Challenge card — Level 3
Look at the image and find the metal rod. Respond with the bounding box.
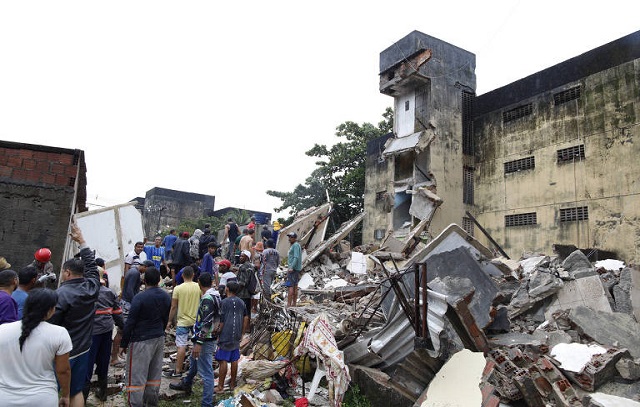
[420,263,428,338]
[465,210,510,259]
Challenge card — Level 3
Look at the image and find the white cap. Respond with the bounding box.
[241,250,252,259]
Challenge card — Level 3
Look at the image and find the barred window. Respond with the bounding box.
[462,91,474,155]
[463,166,474,205]
[462,217,475,236]
[503,104,533,123]
[505,212,537,227]
[554,86,581,106]
[559,206,588,222]
[504,156,535,174]
[557,145,585,162]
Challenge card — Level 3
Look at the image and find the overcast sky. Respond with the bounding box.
[1,1,637,218]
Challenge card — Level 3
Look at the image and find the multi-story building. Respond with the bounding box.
[364,30,640,262]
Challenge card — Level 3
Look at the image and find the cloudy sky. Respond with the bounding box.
[0,1,637,218]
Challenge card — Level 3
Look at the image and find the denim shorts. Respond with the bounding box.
[215,348,240,363]
[175,325,192,347]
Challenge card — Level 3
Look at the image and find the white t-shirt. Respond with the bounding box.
[219,271,237,287]
[0,320,73,405]
[124,250,147,266]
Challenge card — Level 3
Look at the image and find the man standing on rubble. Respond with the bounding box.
[49,222,101,407]
[162,229,178,263]
[286,232,302,307]
[214,281,248,393]
[143,235,166,270]
[31,247,57,289]
[235,250,254,316]
[261,239,279,302]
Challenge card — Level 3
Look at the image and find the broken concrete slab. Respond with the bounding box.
[613,268,635,315]
[545,274,612,320]
[276,202,332,258]
[616,357,640,381]
[303,212,366,268]
[415,349,486,407]
[562,249,594,276]
[424,247,499,329]
[630,267,640,323]
[509,270,564,318]
[568,305,640,358]
[560,348,630,392]
[349,365,415,407]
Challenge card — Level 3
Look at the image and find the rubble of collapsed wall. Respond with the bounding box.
[247,208,640,406]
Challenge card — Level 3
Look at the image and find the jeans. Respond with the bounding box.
[183,340,216,407]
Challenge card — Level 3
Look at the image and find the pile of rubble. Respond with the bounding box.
[258,204,640,406]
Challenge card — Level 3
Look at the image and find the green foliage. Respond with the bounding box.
[267,108,393,241]
[343,384,371,407]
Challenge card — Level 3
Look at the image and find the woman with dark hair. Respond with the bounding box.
[0,288,72,406]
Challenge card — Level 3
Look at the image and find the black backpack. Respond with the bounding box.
[247,269,259,295]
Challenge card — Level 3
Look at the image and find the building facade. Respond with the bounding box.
[364,30,640,262]
[141,187,215,238]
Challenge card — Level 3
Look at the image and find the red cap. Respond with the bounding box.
[34,248,52,262]
[216,259,232,268]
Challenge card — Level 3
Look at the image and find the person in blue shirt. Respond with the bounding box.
[162,229,178,262]
[11,266,37,319]
[144,236,166,269]
[199,242,220,287]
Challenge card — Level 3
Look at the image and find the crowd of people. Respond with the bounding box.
[0,216,302,407]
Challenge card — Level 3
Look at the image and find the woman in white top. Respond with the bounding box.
[0,288,72,406]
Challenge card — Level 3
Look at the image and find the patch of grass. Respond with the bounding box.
[159,381,203,407]
[342,384,371,407]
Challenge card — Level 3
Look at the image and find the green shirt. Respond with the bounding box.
[288,242,302,271]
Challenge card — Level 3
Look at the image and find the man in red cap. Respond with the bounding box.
[216,259,236,299]
[31,247,57,289]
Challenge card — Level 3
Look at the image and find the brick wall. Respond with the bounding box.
[0,146,79,188]
[0,141,87,274]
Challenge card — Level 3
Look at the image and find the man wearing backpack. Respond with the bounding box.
[235,250,255,318]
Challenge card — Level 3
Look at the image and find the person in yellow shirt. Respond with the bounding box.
[165,266,201,378]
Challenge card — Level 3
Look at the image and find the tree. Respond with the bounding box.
[267,108,393,238]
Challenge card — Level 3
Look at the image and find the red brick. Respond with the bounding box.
[58,154,74,165]
[482,395,500,407]
[26,170,40,182]
[64,165,78,177]
[50,163,65,174]
[35,160,50,173]
[0,147,5,156]
[0,166,12,177]
[12,168,28,180]
[0,155,8,165]
[23,159,37,170]
[18,149,34,159]
[7,155,22,167]
[54,174,70,186]
[33,151,49,160]
[48,152,63,161]
[40,173,56,184]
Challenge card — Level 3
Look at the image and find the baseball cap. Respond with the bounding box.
[216,259,232,268]
[287,232,297,238]
[253,242,264,252]
[241,250,252,259]
[141,260,155,267]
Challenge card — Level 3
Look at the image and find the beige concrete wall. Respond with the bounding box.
[474,60,640,262]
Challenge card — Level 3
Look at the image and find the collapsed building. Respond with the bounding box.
[363,29,640,263]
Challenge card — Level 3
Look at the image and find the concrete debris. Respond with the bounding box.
[415,349,485,407]
[228,208,640,407]
[568,306,640,358]
[615,357,640,381]
[584,392,640,406]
